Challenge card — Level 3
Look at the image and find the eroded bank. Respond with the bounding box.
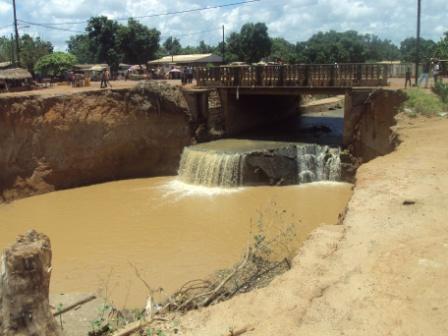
[0,82,193,202]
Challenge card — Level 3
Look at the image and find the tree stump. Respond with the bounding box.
[0,230,61,336]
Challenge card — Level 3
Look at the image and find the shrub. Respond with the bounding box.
[432,81,448,104]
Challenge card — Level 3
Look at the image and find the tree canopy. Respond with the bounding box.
[118,18,160,64]
[0,36,14,62]
[67,34,94,64]
[0,34,53,72]
[434,32,448,59]
[162,36,182,56]
[226,23,272,63]
[67,16,161,69]
[20,34,54,73]
[34,52,77,77]
[400,37,436,62]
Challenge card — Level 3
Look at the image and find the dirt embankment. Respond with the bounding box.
[0,82,193,202]
[161,115,448,336]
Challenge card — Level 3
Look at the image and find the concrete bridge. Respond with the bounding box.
[183,63,404,160]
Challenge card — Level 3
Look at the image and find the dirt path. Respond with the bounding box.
[0,80,183,98]
[170,114,448,336]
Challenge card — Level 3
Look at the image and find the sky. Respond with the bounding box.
[0,0,447,50]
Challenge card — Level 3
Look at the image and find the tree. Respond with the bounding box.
[304,30,368,64]
[197,40,214,54]
[86,16,121,70]
[163,36,182,56]
[20,34,54,73]
[400,37,436,62]
[269,37,296,63]
[34,52,77,77]
[181,40,216,55]
[118,18,160,63]
[227,23,272,63]
[67,34,94,64]
[434,32,448,59]
[0,36,14,62]
[363,34,400,61]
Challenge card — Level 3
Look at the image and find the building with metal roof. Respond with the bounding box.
[148,53,223,66]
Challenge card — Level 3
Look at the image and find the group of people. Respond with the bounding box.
[181,66,194,85]
[405,59,444,89]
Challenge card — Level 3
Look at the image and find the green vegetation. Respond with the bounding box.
[162,36,182,57]
[404,88,447,116]
[400,37,436,63]
[226,22,272,63]
[0,34,53,73]
[434,32,448,59]
[56,303,64,330]
[34,52,77,77]
[145,328,166,336]
[433,82,448,105]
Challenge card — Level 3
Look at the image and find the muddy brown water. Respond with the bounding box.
[0,177,352,308]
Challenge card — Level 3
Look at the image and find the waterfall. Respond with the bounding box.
[178,141,342,188]
[297,145,341,183]
[178,147,244,187]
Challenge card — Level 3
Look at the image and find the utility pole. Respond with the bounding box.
[222,25,225,64]
[12,0,20,66]
[415,0,421,86]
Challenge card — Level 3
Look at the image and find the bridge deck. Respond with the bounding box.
[196,63,388,89]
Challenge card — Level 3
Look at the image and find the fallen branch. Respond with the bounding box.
[110,319,150,336]
[128,262,152,294]
[200,247,251,307]
[111,317,168,336]
[53,295,97,316]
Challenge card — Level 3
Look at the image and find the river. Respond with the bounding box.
[0,177,352,308]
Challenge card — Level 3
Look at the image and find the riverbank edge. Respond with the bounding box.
[156,113,448,336]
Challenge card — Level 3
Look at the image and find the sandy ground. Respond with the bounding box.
[167,114,448,336]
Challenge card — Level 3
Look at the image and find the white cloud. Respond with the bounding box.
[0,1,10,16]
[0,0,446,50]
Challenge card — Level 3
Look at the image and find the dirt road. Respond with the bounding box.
[171,114,448,335]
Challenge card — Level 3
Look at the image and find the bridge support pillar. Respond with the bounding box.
[182,88,211,124]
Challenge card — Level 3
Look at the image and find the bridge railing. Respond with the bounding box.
[195,63,388,88]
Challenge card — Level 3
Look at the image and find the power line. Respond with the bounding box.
[17,20,84,33]
[16,0,261,26]
[161,28,222,39]
[0,23,13,30]
[125,0,261,21]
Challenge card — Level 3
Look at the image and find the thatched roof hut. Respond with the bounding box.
[0,61,13,69]
[0,67,32,80]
